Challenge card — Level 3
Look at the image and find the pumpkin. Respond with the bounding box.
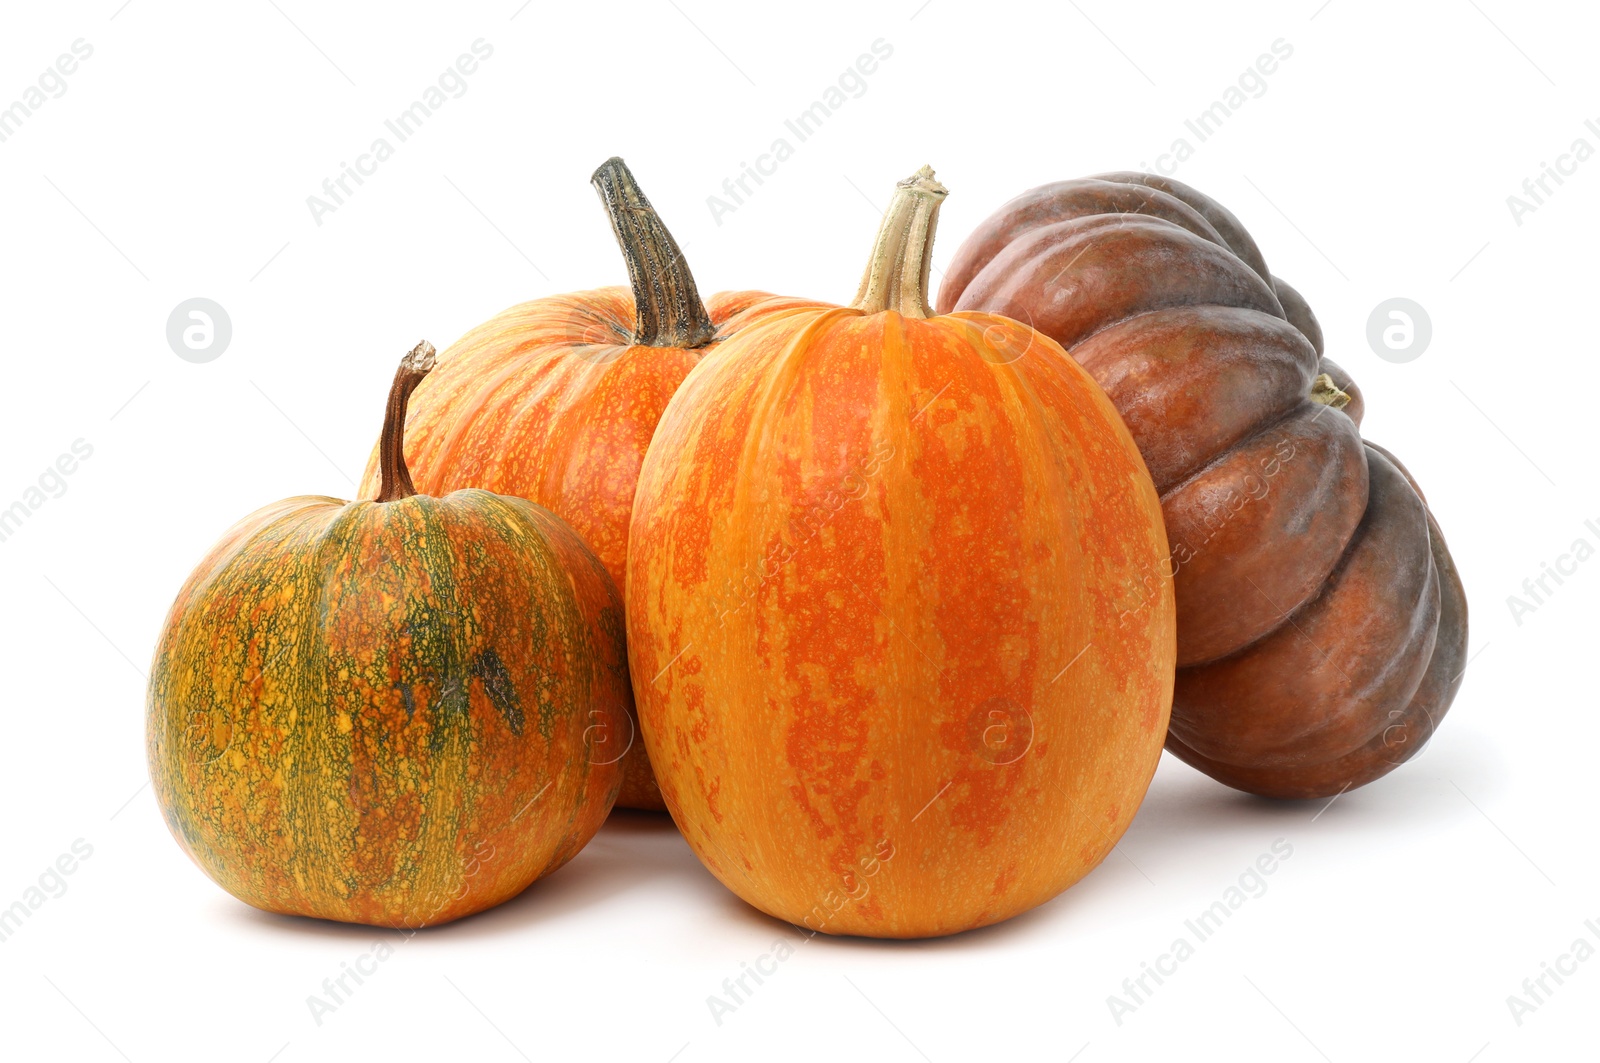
[627,167,1175,938]
[148,343,628,927]
[357,158,803,811]
[939,172,1467,800]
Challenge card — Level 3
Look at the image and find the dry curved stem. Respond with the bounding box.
[591,157,717,349]
[375,340,437,503]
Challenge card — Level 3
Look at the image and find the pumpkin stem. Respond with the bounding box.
[375,340,437,504]
[851,165,948,319]
[1309,372,1352,409]
[591,157,717,349]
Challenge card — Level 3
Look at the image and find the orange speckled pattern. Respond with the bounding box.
[146,489,628,928]
[356,288,810,810]
[627,305,1176,938]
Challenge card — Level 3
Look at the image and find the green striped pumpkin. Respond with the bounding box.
[147,343,627,927]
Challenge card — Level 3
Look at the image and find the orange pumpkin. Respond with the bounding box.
[357,159,804,809]
[627,167,1175,937]
[149,344,628,927]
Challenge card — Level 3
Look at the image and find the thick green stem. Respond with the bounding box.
[850,165,948,318]
[375,340,437,503]
[591,157,717,349]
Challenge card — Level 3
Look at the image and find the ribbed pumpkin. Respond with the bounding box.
[940,172,1467,800]
[357,159,803,810]
[149,344,628,927]
[628,167,1175,938]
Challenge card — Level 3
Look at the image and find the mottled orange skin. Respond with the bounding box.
[357,289,806,810]
[147,490,628,927]
[628,305,1175,938]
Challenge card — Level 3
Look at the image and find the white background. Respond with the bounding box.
[0,1,1594,1060]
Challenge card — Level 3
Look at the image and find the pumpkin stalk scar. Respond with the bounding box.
[591,157,717,350]
[376,341,438,503]
[1309,372,1351,409]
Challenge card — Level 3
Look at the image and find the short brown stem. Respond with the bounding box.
[1309,372,1351,409]
[850,165,948,319]
[591,157,716,349]
[375,340,437,503]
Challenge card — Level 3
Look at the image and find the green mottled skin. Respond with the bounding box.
[147,489,627,927]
